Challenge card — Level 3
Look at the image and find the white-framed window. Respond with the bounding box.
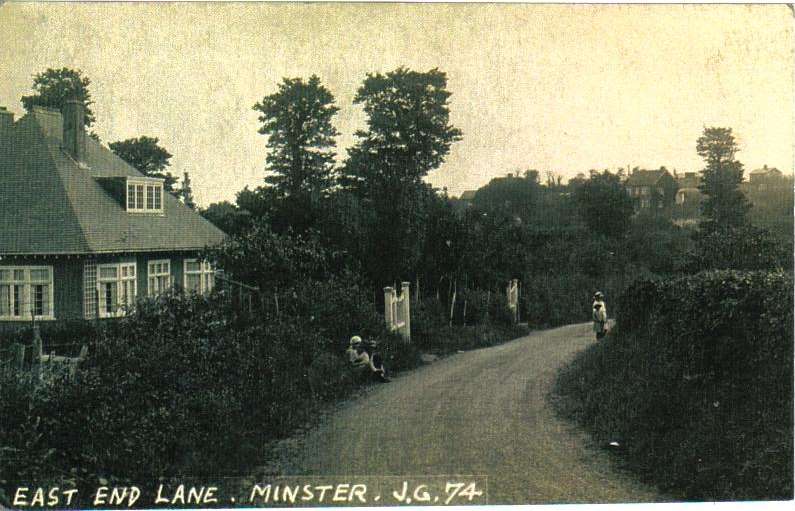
[184,259,215,295]
[97,262,137,318]
[0,266,54,320]
[148,259,171,297]
[126,179,163,213]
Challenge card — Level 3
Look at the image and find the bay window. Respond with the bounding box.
[0,266,54,320]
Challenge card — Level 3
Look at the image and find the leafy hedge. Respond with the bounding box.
[411,296,528,354]
[554,270,793,500]
[0,320,98,357]
[0,284,412,487]
[520,267,655,328]
[0,278,527,496]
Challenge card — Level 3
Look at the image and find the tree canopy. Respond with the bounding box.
[471,171,543,223]
[571,170,634,238]
[253,75,339,199]
[335,68,463,284]
[696,127,750,231]
[341,67,462,196]
[21,68,96,127]
[109,136,177,191]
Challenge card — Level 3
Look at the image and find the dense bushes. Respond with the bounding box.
[0,320,98,357]
[519,268,654,328]
[0,289,399,485]
[1,273,529,491]
[554,270,793,500]
[410,296,528,354]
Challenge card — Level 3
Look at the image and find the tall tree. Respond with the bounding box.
[341,67,462,195]
[21,68,96,127]
[180,172,196,209]
[339,68,462,284]
[696,127,750,231]
[109,136,177,191]
[252,75,339,199]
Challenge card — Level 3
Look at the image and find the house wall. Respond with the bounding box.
[0,255,84,333]
[0,251,204,335]
[132,252,191,296]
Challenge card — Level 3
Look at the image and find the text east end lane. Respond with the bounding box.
[11,481,485,507]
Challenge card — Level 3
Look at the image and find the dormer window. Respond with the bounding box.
[126,178,163,213]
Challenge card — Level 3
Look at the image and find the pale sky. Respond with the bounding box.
[1,3,792,206]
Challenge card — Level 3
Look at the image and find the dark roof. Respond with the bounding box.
[624,169,670,187]
[750,166,782,176]
[0,107,226,255]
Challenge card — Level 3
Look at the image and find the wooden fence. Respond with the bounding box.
[0,326,88,380]
[214,272,262,317]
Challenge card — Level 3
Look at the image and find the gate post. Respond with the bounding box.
[384,286,395,329]
[507,279,519,324]
[401,281,411,341]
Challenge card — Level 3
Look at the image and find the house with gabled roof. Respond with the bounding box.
[624,168,678,212]
[748,165,784,192]
[0,101,226,330]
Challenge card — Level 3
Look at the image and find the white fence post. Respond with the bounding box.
[401,281,411,341]
[384,283,411,341]
[384,286,394,327]
[507,279,519,324]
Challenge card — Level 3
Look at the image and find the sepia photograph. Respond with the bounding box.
[0,2,793,509]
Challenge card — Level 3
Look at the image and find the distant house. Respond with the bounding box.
[748,165,784,191]
[624,168,678,211]
[0,102,226,330]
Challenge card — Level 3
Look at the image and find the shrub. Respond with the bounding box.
[681,224,792,273]
[308,352,357,401]
[519,270,653,328]
[0,320,98,357]
[377,331,422,372]
[555,270,793,500]
[284,270,386,343]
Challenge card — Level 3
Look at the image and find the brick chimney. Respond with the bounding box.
[62,99,86,161]
[0,106,14,136]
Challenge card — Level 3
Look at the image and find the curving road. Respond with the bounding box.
[287,323,663,504]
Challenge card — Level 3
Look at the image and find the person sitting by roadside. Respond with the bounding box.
[347,335,389,382]
[592,291,608,340]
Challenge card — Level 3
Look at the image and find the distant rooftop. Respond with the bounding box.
[750,165,782,175]
[624,169,670,187]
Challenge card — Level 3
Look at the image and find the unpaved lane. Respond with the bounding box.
[290,323,662,504]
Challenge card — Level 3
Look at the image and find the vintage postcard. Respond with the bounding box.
[0,2,792,510]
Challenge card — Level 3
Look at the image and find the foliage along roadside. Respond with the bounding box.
[553,270,793,501]
[0,283,526,506]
